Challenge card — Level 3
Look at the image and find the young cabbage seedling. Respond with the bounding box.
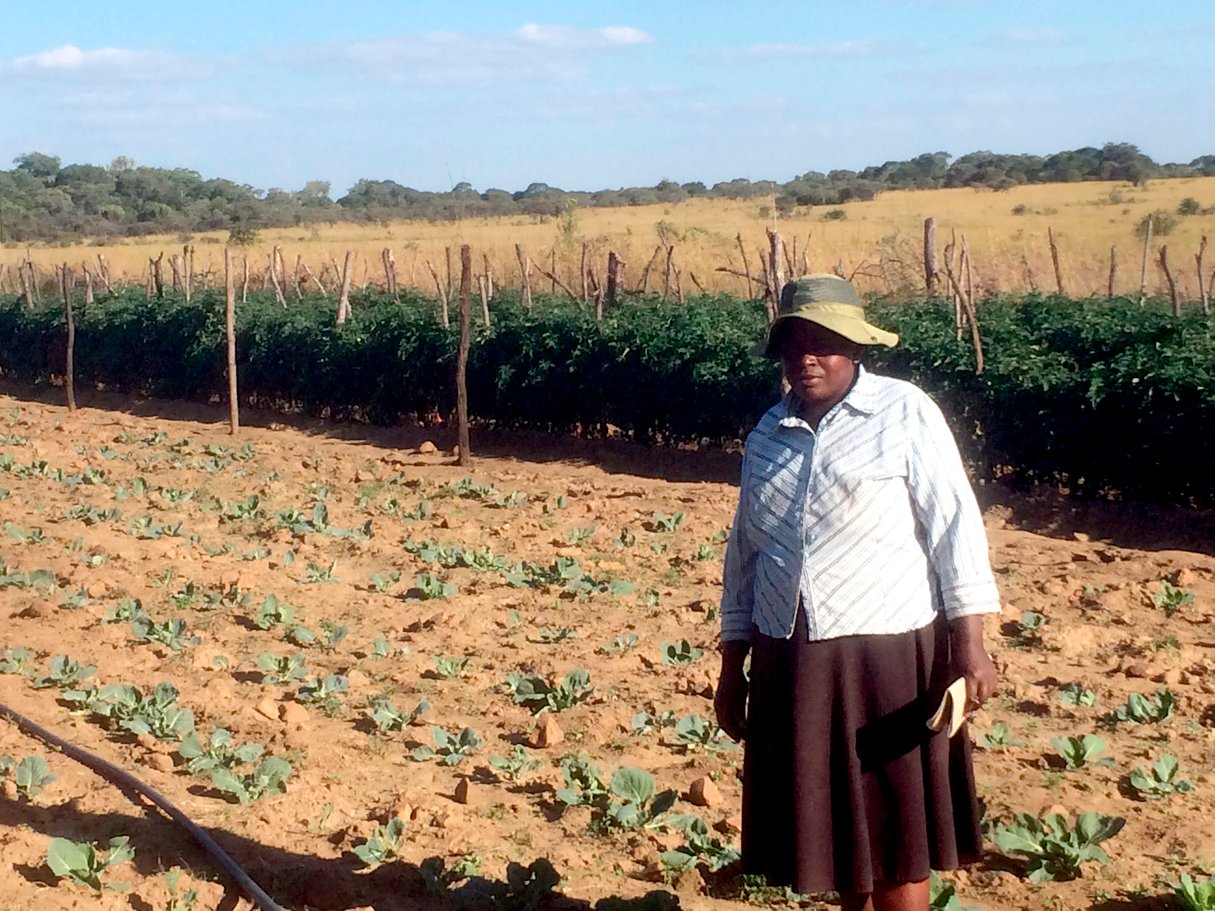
[1129,754,1194,799]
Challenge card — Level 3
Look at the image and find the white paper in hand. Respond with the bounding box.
[926,677,969,738]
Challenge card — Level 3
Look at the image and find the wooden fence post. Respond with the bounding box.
[483,253,494,298]
[1107,246,1117,299]
[382,248,399,303]
[767,229,785,299]
[152,253,164,299]
[962,234,975,310]
[1139,215,1153,303]
[663,244,676,300]
[183,244,193,302]
[1196,236,1209,315]
[515,244,532,309]
[580,242,589,305]
[336,250,354,325]
[425,259,450,327]
[18,259,33,308]
[477,274,491,328]
[639,244,662,294]
[60,264,76,412]
[923,217,939,294]
[225,248,239,435]
[606,251,619,310]
[456,245,472,468]
[268,249,286,307]
[944,233,961,340]
[96,254,112,293]
[1159,245,1179,316]
[83,266,94,306]
[1048,227,1065,296]
[735,233,754,298]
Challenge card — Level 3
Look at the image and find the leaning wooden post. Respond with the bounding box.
[483,253,494,298]
[477,274,491,328]
[962,234,975,310]
[336,250,354,325]
[944,233,961,341]
[1047,227,1065,296]
[1196,236,1209,315]
[425,259,450,328]
[224,248,239,435]
[18,259,33,308]
[735,233,754,298]
[60,265,76,413]
[83,266,94,306]
[456,245,472,468]
[662,244,676,300]
[1107,246,1118,299]
[767,229,785,297]
[606,251,619,310]
[639,244,662,294]
[1159,246,1180,316]
[1138,216,1153,304]
[267,251,286,307]
[515,244,532,310]
[923,217,939,294]
[96,254,112,293]
[943,260,985,374]
[152,253,165,299]
[183,244,193,302]
[580,242,590,305]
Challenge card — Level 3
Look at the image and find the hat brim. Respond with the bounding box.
[754,312,900,358]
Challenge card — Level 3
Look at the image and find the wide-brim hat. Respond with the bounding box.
[755,273,899,358]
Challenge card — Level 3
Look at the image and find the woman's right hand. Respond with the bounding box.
[714,662,748,742]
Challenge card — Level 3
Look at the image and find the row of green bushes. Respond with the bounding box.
[0,289,1212,504]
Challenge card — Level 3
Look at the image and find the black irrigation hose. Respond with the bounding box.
[0,701,283,911]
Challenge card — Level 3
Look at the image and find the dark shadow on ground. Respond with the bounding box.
[4,380,1214,555]
[982,484,1215,557]
[0,381,743,487]
[0,795,680,911]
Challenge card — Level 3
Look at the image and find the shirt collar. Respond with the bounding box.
[776,365,878,429]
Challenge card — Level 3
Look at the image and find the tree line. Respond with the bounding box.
[1,143,1212,244]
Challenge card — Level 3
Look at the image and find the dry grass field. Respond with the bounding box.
[7,177,1215,302]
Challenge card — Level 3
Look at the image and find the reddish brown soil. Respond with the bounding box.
[1,389,1213,911]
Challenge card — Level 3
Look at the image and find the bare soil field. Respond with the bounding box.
[1,388,1214,911]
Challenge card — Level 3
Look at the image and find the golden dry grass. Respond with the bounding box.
[7,176,1215,300]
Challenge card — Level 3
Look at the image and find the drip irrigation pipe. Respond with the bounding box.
[0,701,283,911]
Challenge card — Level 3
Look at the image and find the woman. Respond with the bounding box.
[715,275,999,911]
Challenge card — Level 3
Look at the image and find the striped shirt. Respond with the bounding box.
[720,368,1000,643]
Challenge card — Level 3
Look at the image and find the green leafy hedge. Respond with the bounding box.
[1,289,1212,504]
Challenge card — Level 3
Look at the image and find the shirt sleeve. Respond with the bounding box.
[719,447,757,643]
[906,392,1001,620]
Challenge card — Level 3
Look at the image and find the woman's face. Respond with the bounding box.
[778,320,863,409]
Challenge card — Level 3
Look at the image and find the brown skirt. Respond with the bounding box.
[741,607,982,896]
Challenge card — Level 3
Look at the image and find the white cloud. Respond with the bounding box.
[514,24,653,49]
[706,40,883,64]
[273,24,654,86]
[4,44,216,80]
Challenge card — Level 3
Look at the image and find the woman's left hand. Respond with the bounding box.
[953,645,998,712]
[949,615,998,712]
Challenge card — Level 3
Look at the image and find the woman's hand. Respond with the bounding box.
[949,616,998,712]
[714,642,750,741]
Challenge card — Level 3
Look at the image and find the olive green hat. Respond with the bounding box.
[756,273,899,358]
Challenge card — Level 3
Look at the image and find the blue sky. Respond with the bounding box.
[1,0,1211,197]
